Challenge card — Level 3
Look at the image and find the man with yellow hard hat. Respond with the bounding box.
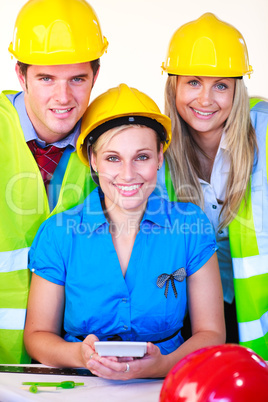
[0,0,108,364]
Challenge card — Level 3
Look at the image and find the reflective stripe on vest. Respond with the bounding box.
[238,310,268,343]
[0,248,30,273]
[233,254,268,278]
[0,308,26,330]
[229,98,268,359]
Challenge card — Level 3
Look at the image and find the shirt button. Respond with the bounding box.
[123,325,128,330]
[122,298,127,303]
[212,205,217,209]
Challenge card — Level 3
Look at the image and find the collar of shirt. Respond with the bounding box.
[6,91,80,149]
[81,187,171,233]
[141,192,171,228]
[199,132,230,202]
[198,132,230,237]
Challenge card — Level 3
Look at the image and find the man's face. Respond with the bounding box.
[16,62,96,143]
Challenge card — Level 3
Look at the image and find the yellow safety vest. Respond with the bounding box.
[164,98,268,359]
[0,91,96,363]
[229,98,268,359]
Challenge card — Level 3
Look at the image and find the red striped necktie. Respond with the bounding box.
[27,140,65,189]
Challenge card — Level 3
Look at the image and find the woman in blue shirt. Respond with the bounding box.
[24,84,225,380]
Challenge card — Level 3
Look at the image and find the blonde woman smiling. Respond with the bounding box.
[160,13,268,359]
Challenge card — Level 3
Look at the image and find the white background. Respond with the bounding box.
[0,0,267,111]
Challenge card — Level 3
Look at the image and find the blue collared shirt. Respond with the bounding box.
[6,91,80,149]
[29,188,217,355]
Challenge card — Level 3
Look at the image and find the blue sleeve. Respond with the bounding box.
[28,216,66,286]
[182,203,217,276]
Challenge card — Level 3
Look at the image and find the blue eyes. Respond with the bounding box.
[40,77,84,83]
[41,77,51,82]
[137,155,148,161]
[72,77,84,82]
[215,83,228,90]
[107,155,149,162]
[189,80,199,86]
[188,80,228,90]
[107,156,119,162]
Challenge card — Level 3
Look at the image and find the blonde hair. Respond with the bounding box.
[91,124,161,155]
[165,76,257,230]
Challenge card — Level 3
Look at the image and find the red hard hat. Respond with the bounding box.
[160,344,268,402]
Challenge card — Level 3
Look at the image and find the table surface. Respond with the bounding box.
[0,365,164,402]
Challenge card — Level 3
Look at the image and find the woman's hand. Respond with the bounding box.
[81,334,119,369]
[81,334,100,366]
[85,342,167,380]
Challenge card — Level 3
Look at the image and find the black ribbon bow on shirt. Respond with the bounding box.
[157,268,187,298]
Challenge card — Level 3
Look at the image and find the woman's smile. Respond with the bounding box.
[176,76,235,137]
[114,183,143,196]
[91,126,163,216]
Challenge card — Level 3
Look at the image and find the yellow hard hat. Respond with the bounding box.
[8,0,108,65]
[161,13,253,77]
[77,83,172,165]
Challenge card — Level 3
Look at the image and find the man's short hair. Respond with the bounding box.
[16,59,100,79]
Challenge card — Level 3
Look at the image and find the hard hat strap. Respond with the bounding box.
[86,116,167,147]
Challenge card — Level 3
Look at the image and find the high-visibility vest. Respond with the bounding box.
[0,91,96,363]
[163,98,268,360]
[228,98,268,359]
